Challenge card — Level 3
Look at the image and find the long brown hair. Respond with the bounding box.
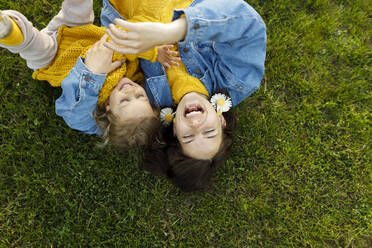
[141,109,236,192]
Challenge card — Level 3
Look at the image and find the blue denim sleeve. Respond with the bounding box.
[174,0,266,43]
[174,0,267,106]
[55,57,107,135]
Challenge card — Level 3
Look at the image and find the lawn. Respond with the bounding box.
[0,0,370,247]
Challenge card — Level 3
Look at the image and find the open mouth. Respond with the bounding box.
[184,104,204,118]
[118,80,133,91]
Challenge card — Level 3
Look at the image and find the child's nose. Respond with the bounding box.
[125,87,135,94]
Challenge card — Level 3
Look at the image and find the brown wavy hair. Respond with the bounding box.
[94,101,161,149]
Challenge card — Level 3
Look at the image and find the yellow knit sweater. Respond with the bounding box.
[34,0,208,105]
[109,0,209,103]
[110,0,192,23]
[33,24,157,104]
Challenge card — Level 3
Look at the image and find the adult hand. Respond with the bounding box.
[84,34,125,74]
[104,18,187,54]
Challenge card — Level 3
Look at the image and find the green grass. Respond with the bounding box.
[0,0,371,247]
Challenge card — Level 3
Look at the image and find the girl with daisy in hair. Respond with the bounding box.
[53,0,266,191]
[97,0,267,191]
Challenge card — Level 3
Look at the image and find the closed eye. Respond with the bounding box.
[120,98,129,103]
[182,134,194,144]
[204,129,215,134]
[207,135,217,139]
[136,94,145,99]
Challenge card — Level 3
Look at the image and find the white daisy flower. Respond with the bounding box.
[210,93,232,113]
[160,107,175,126]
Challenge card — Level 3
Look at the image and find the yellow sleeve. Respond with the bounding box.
[125,46,158,63]
[0,18,24,46]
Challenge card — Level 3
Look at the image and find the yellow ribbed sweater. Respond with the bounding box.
[33,0,208,105]
[109,0,209,103]
[33,24,157,104]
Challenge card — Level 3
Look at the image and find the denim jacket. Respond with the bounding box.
[55,0,266,135]
[55,57,107,134]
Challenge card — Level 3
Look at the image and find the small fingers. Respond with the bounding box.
[168,51,179,56]
[169,61,180,66]
[170,56,181,62]
[163,63,171,69]
[111,59,125,71]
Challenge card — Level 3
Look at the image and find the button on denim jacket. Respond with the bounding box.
[55,0,267,135]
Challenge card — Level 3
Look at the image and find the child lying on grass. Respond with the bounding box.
[0,0,179,148]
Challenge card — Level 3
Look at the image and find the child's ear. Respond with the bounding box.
[105,104,110,112]
[219,114,226,127]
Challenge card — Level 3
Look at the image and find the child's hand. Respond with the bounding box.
[156,45,181,69]
[85,34,125,74]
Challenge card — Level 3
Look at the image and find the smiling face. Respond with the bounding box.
[106,78,154,123]
[174,92,226,160]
